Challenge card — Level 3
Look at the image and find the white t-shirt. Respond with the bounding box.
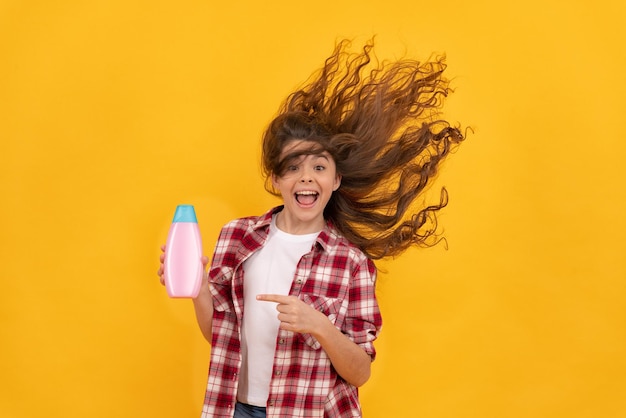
[237,216,319,406]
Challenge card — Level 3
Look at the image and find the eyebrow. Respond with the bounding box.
[309,151,332,160]
[312,154,330,161]
[284,152,330,162]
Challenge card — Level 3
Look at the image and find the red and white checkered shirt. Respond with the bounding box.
[201,206,382,418]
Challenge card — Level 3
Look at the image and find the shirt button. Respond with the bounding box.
[295,278,303,284]
[275,370,281,376]
[278,338,285,344]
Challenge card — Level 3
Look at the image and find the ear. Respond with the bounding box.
[333,174,342,191]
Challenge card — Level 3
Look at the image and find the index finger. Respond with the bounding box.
[256,294,290,304]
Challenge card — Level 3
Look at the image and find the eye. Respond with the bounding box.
[314,164,326,171]
[287,165,299,172]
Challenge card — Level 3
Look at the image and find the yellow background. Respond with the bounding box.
[1,1,624,417]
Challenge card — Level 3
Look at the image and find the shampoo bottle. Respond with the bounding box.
[164,205,203,298]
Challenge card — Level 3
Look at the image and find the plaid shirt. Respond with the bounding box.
[201,206,382,418]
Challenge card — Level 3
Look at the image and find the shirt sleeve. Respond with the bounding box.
[207,222,239,312]
[344,257,383,360]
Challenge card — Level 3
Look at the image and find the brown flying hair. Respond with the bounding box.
[262,38,465,259]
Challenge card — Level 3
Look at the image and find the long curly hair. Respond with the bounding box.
[262,39,465,260]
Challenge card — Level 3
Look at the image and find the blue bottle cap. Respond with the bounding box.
[172,205,198,223]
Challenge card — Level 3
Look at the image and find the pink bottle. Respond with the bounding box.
[164,205,203,298]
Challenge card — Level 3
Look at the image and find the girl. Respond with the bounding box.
[159,39,464,418]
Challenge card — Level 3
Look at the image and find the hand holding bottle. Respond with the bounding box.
[158,244,209,293]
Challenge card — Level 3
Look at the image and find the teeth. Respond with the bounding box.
[296,191,317,195]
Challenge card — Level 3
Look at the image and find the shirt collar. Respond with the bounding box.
[253,206,340,253]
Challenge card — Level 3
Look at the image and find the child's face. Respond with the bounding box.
[271,140,341,234]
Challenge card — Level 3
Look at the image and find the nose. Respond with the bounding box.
[299,167,313,182]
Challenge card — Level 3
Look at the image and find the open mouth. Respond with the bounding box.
[295,191,319,205]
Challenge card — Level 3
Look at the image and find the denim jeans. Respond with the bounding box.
[234,402,267,418]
